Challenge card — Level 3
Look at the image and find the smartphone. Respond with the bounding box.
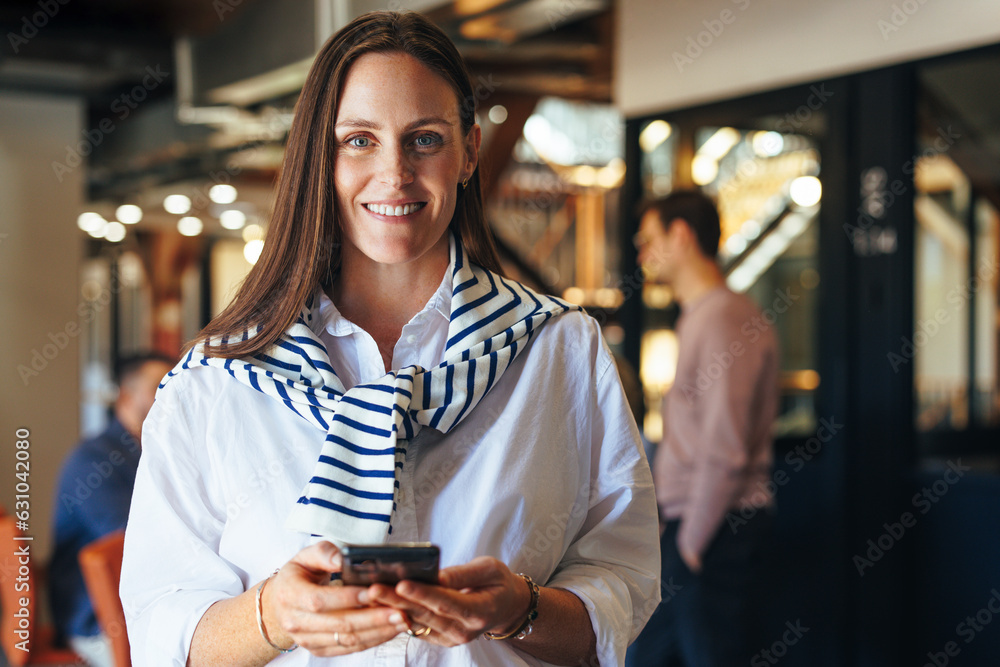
[340,543,440,586]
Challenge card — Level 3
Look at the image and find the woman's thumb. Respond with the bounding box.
[291,540,342,577]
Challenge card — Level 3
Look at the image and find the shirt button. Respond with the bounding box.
[406,334,418,344]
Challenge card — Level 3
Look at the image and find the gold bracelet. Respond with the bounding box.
[483,573,539,641]
[256,570,298,653]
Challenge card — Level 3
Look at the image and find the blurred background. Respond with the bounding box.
[1,0,999,665]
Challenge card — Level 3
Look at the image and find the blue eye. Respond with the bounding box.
[348,136,370,148]
[414,134,438,147]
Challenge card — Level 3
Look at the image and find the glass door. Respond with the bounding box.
[634,103,826,442]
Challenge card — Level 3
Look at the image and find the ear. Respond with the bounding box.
[669,218,696,250]
[462,124,482,182]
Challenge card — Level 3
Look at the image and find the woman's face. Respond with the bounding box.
[333,51,479,271]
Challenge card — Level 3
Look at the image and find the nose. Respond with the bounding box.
[378,144,415,188]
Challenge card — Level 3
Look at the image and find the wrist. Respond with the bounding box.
[490,576,531,636]
[257,573,298,653]
[484,573,539,641]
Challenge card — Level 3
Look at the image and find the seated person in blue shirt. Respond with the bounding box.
[48,353,173,667]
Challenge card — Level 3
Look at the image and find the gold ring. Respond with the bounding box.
[406,625,432,637]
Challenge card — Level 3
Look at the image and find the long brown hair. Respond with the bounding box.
[196,11,502,359]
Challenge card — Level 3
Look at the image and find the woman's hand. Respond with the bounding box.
[366,556,531,647]
[262,542,411,656]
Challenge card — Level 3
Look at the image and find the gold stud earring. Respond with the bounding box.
[461,177,469,190]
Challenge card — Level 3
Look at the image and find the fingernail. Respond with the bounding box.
[357,590,370,604]
[389,612,403,624]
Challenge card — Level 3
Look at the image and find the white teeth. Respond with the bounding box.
[366,203,422,216]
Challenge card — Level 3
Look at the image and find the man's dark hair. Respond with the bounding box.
[643,190,721,259]
[115,353,174,386]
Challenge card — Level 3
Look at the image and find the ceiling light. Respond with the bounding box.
[209,184,238,204]
[242,223,264,243]
[696,127,741,161]
[740,219,762,240]
[752,131,784,157]
[639,328,679,389]
[77,212,105,233]
[790,176,822,207]
[597,158,626,189]
[488,105,508,124]
[639,120,672,153]
[178,216,203,236]
[575,165,598,187]
[104,221,126,243]
[87,217,109,239]
[724,234,748,256]
[219,209,247,230]
[115,204,142,224]
[244,239,264,265]
[522,114,576,165]
[691,155,719,185]
[164,194,192,215]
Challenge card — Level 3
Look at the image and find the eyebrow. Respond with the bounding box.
[334,116,454,132]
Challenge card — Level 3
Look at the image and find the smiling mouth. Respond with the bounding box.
[365,203,425,217]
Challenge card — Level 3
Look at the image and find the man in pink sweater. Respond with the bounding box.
[627,190,779,666]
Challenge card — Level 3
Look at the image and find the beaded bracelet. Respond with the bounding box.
[483,573,540,641]
[256,570,299,653]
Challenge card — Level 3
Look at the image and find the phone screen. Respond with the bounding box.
[341,543,440,586]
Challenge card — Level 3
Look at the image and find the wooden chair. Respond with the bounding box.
[0,515,82,666]
[78,531,130,667]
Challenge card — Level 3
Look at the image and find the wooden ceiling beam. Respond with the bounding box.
[478,93,540,201]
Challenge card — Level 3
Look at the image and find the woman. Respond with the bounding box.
[121,11,659,666]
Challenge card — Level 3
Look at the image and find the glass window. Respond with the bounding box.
[915,48,1000,434]
[487,97,629,352]
[638,120,822,440]
[974,198,999,426]
[913,155,971,431]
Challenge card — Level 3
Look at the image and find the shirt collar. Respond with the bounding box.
[317,235,455,337]
[679,284,728,318]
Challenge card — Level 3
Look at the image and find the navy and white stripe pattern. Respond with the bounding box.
[160,237,579,544]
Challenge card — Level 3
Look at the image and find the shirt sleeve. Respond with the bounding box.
[546,332,662,667]
[677,315,771,560]
[120,372,245,667]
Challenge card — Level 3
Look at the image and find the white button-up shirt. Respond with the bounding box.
[122,271,661,666]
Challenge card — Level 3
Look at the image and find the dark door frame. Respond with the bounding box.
[619,67,921,667]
